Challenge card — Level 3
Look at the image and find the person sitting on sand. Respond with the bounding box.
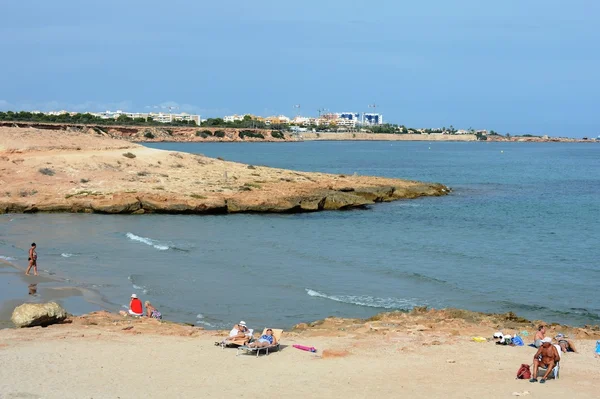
[145,301,162,320]
[555,333,577,353]
[128,294,143,316]
[530,337,561,384]
[25,243,38,276]
[247,328,277,348]
[533,325,546,348]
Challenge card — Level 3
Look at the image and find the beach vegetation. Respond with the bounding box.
[64,190,101,199]
[38,167,55,176]
[189,194,207,199]
[214,130,226,138]
[144,131,155,139]
[239,130,265,139]
[122,152,136,159]
[244,182,262,189]
[271,130,285,139]
[137,171,149,176]
[0,110,198,127]
[196,130,213,138]
[80,178,90,183]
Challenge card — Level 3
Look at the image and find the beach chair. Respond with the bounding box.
[537,362,560,379]
[220,329,254,349]
[236,328,283,357]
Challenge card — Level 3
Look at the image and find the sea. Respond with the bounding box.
[0,141,598,329]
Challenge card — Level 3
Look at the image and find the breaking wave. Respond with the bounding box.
[305,288,418,310]
[196,313,216,328]
[126,232,170,251]
[128,275,148,294]
[61,253,76,258]
[0,255,16,261]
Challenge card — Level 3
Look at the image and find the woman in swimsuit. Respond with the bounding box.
[25,243,38,276]
[144,301,162,319]
[248,328,277,348]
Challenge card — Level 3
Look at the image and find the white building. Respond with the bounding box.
[362,113,383,126]
[223,114,246,123]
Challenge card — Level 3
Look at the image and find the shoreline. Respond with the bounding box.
[2,252,600,331]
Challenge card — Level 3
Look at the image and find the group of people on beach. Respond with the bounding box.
[529,324,577,384]
[121,293,162,319]
[217,321,278,349]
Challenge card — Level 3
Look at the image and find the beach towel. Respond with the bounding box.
[512,336,524,346]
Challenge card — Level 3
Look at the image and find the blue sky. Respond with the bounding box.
[1,0,598,136]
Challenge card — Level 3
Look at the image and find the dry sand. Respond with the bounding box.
[1,311,599,398]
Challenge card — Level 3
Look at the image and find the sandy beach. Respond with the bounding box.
[1,310,599,398]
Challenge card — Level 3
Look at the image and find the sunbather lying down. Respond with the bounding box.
[248,328,277,348]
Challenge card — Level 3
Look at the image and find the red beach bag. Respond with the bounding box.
[516,364,531,379]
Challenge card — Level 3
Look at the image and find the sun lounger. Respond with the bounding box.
[237,328,283,357]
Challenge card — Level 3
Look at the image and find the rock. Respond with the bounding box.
[446,359,456,363]
[11,302,68,328]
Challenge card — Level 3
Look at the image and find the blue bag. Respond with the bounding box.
[512,335,524,346]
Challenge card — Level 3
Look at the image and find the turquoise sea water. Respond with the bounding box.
[1,141,598,328]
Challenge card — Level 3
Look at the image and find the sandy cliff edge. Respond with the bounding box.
[0,126,449,214]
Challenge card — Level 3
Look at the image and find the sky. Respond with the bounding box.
[1,0,598,137]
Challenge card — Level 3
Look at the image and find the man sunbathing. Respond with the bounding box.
[248,328,277,348]
[530,338,561,383]
[555,333,578,353]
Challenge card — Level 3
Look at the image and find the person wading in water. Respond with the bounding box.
[25,243,38,276]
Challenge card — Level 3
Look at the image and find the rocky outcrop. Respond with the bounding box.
[11,302,68,328]
[0,183,450,215]
[0,126,451,215]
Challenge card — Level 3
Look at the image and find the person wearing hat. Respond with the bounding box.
[216,321,251,347]
[530,337,560,383]
[129,293,143,316]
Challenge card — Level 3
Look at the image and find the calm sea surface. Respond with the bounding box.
[1,141,598,328]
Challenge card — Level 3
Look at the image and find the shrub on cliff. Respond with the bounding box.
[123,152,136,159]
[214,130,225,138]
[271,130,285,139]
[239,130,264,139]
[144,131,155,139]
[39,168,55,176]
[196,130,213,138]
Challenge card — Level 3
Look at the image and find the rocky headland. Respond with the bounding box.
[0,126,449,214]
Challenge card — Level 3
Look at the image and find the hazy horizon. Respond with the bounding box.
[1,0,598,138]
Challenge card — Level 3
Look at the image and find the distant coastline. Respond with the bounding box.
[0,121,595,143]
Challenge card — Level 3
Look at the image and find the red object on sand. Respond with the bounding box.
[293,344,317,352]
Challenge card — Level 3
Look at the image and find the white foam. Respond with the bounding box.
[305,288,417,310]
[61,253,75,258]
[0,255,16,261]
[196,313,204,319]
[196,320,216,327]
[126,232,170,251]
[132,284,148,295]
